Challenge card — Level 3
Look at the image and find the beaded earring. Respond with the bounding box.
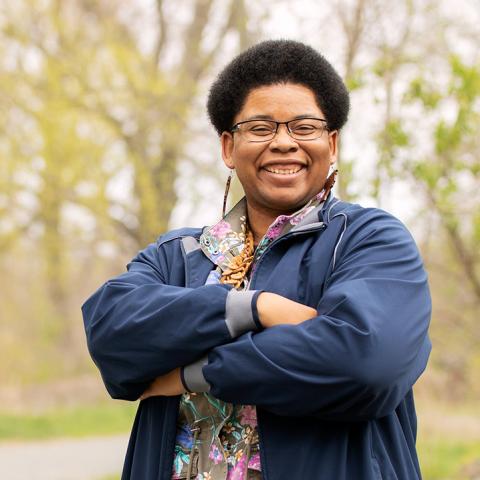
[222,169,234,218]
[324,168,338,192]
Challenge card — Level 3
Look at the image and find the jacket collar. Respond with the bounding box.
[199,191,335,269]
[199,197,248,271]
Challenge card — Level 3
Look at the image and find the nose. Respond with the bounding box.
[269,124,299,152]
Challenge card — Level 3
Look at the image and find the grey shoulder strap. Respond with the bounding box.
[181,236,201,255]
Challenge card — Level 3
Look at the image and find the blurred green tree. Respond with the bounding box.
[0,0,251,375]
[404,56,480,399]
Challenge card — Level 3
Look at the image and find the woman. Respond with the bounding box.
[82,40,432,480]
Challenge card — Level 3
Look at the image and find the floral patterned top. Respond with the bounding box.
[171,189,329,480]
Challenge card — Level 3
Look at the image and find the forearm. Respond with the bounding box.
[202,314,431,420]
[182,218,433,418]
[256,292,317,328]
[140,292,317,398]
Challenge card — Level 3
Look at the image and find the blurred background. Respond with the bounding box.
[0,0,479,479]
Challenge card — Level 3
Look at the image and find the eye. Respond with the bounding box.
[251,126,272,133]
[291,123,317,134]
[247,121,275,135]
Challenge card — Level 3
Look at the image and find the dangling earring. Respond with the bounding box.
[327,165,337,179]
[323,168,338,194]
[222,169,234,218]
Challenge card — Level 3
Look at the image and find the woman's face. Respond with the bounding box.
[221,83,338,215]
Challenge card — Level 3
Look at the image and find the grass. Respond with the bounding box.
[0,401,137,441]
[1,400,478,480]
[418,437,480,480]
[94,439,480,480]
[415,397,480,479]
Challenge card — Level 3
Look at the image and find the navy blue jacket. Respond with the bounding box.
[82,196,432,479]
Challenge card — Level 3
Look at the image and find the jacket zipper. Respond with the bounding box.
[245,195,341,290]
[245,223,326,479]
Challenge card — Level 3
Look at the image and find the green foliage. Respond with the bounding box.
[412,161,442,190]
[385,119,409,148]
[434,119,462,155]
[400,54,480,278]
[406,77,442,109]
[473,211,480,246]
[450,55,480,104]
[368,25,480,401]
[0,0,250,383]
[372,55,396,78]
[371,118,410,199]
[336,155,356,201]
[345,68,365,91]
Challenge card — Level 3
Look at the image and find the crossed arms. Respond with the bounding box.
[82,211,432,421]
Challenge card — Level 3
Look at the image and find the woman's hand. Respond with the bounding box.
[257,292,317,328]
[139,367,186,400]
[139,294,316,399]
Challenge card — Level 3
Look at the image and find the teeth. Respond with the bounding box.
[265,167,302,174]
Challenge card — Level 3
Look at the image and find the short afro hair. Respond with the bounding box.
[207,39,350,135]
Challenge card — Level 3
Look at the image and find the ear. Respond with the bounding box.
[328,130,339,166]
[221,131,235,169]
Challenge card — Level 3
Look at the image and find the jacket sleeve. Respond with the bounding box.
[81,236,260,401]
[199,211,432,421]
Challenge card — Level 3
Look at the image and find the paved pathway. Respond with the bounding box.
[0,434,129,480]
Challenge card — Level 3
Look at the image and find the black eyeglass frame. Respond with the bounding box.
[229,117,331,142]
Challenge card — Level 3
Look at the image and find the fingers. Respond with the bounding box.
[139,392,149,401]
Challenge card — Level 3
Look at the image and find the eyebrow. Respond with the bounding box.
[242,114,320,121]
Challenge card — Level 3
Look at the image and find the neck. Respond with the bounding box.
[246,202,293,245]
[245,173,336,245]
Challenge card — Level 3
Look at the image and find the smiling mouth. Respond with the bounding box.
[263,165,304,175]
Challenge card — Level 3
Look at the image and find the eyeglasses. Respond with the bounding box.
[230,117,329,142]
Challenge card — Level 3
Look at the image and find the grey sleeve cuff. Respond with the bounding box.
[225,289,260,338]
[182,356,210,392]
